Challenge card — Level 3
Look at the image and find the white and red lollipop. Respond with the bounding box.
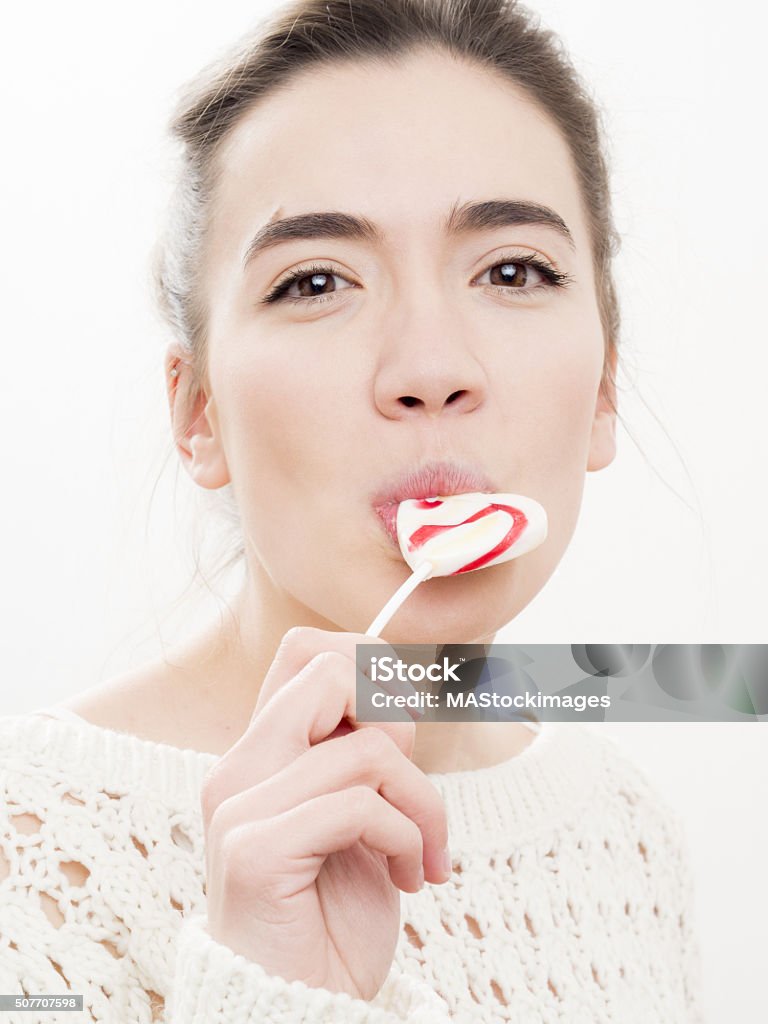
[396,491,547,578]
[367,491,547,635]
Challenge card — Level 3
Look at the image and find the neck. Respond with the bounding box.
[161,563,533,773]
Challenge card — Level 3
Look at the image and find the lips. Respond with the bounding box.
[371,459,497,547]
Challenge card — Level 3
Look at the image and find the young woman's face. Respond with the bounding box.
[181,49,617,642]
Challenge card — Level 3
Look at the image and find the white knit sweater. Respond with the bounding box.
[0,711,705,1023]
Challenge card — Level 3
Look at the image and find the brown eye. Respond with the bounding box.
[291,271,339,298]
[474,254,571,301]
[263,264,356,305]
[487,261,543,288]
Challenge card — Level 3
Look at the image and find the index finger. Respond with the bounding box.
[252,625,401,717]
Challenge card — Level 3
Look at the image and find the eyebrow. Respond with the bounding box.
[241,198,575,269]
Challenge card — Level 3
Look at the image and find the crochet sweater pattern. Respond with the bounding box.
[0,713,705,1023]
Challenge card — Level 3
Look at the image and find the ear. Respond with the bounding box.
[587,343,618,472]
[164,343,230,489]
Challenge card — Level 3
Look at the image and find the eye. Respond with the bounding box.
[260,263,356,306]
[474,254,570,297]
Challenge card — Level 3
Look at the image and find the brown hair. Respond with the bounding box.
[151,0,623,585]
[153,0,620,394]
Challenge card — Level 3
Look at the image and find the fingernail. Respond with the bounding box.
[442,845,452,879]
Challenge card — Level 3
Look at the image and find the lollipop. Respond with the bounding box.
[367,491,547,635]
[397,492,546,577]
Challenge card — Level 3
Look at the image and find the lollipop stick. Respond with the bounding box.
[366,560,433,637]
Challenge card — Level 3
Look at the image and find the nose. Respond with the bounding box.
[373,309,488,420]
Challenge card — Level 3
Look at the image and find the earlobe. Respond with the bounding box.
[587,345,618,473]
[164,344,231,490]
[187,410,231,489]
[183,394,231,490]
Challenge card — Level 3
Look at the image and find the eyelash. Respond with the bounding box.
[259,253,573,307]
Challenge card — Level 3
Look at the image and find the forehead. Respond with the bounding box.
[208,49,589,259]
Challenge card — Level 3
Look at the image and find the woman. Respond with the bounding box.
[0,1,704,1021]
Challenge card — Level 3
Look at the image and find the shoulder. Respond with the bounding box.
[40,661,230,754]
[577,726,693,870]
[59,661,174,731]
[49,659,244,756]
[0,663,187,798]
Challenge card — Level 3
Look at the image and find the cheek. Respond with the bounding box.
[544,343,604,527]
[220,345,344,483]
[211,343,363,585]
[494,310,603,526]
[499,308,602,446]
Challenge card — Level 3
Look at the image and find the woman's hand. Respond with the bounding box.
[200,626,450,1002]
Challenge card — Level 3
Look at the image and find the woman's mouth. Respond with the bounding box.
[371,458,497,547]
[373,502,403,546]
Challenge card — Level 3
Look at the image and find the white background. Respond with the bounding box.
[1,2,765,1020]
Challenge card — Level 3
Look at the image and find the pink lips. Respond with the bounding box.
[371,459,497,547]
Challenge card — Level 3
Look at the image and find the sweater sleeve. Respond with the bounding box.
[0,819,450,1024]
[166,914,451,1024]
[0,732,450,1024]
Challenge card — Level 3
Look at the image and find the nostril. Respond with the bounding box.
[446,390,465,404]
[399,396,420,407]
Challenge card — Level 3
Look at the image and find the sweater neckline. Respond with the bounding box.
[2,713,604,850]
